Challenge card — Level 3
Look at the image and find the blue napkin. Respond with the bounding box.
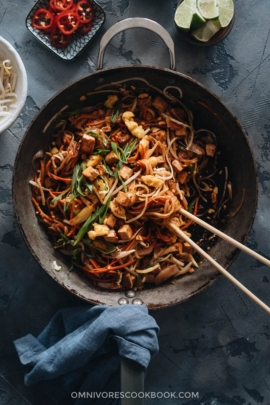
[14,304,159,404]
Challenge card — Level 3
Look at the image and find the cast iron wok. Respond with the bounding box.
[12,19,258,309]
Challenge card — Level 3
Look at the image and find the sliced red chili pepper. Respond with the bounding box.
[76,0,94,24]
[56,9,80,35]
[32,8,54,31]
[51,24,71,48]
[77,21,92,35]
[50,0,73,11]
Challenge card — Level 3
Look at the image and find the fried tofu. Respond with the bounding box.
[119,165,134,181]
[80,134,95,154]
[115,191,131,207]
[104,229,118,243]
[103,213,117,228]
[82,166,99,182]
[172,159,183,173]
[183,242,193,255]
[118,224,133,240]
[105,150,119,165]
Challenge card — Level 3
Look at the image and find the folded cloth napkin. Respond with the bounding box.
[14,304,159,404]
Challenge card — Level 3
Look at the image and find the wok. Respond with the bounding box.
[12,18,258,310]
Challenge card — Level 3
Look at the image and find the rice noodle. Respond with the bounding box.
[30,80,231,291]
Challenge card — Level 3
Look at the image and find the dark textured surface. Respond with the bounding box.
[1,0,270,404]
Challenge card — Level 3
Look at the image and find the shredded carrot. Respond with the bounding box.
[31,197,54,223]
[48,173,72,183]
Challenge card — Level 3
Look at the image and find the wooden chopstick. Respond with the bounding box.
[168,223,270,315]
[179,208,270,267]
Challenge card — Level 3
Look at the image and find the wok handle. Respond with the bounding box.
[97,18,175,71]
[121,357,145,404]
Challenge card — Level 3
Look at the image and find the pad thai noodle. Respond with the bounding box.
[30,79,232,290]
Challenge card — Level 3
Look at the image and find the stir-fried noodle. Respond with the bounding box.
[31,79,232,290]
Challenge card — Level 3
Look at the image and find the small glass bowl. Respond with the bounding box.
[26,0,106,60]
[175,0,235,47]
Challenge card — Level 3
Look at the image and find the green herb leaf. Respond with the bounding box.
[111,99,122,123]
[93,149,110,155]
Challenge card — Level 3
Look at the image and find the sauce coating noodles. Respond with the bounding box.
[31,81,231,290]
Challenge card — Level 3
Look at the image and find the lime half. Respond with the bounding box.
[174,0,206,32]
[218,0,234,27]
[197,0,219,20]
[191,19,221,42]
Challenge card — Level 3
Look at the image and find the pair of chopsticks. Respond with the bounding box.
[168,208,270,315]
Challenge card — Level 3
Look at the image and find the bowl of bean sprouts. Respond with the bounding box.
[0,36,27,133]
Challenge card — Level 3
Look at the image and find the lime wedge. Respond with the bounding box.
[218,0,234,27]
[197,0,219,20]
[191,19,221,42]
[174,0,206,32]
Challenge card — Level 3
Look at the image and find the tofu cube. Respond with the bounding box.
[104,229,118,243]
[119,165,134,181]
[172,159,183,173]
[115,191,131,207]
[80,134,95,154]
[82,166,99,182]
[183,242,193,255]
[105,150,118,165]
[103,213,117,228]
[118,224,133,240]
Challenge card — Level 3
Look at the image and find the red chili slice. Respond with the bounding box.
[77,21,92,35]
[76,0,94,24]
[51,24,71,48]
[56,10,80,35]
[50,0,73,11]
[32,8,54,31]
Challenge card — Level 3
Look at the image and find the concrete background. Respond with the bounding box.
[1,0,270,404]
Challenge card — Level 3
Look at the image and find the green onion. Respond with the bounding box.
[188,198,196,212]
[71,164,81,194]
[87,130,107,144]
[111,99,122,123]
[74,197,111,245]
[93,149,110,155]
[118,174,128,192]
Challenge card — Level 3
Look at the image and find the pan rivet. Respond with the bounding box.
[132,298,143,305]
[125,290,136,298]
[118,298,129,305]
